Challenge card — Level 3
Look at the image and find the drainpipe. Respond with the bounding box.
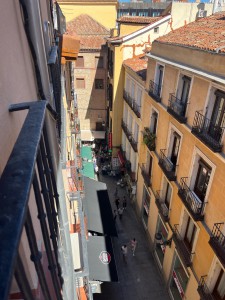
[20,0,53,104]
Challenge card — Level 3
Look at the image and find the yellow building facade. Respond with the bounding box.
[135,12,225,300]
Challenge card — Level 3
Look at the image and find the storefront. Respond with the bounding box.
[154,216,168,268]
[169,254,189,300]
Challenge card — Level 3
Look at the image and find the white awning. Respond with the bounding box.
[70,232,83,271]
[81,130,105,141]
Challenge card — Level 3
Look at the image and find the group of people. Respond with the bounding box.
[121,238,137,263]
[114,195,127,221]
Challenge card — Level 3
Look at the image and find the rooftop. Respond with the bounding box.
[155,12,225,53]
[123,55,147,81]
[66,14,109,50]
[117,16,162,24]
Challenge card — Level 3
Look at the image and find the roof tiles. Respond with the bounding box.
[123,55,147,81]
[156,12,225,53]
[117,16,162,25]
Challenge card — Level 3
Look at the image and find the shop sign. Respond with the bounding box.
[108,132,112,151]
[173,270,185,298]
[99,251,111,264]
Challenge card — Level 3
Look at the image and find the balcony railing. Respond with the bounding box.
[198,276,215,300]
[173,225,193,267]
[209,223,225,268]
[192,111,224,152]
[143,127,156,151]
[148,80,161,103]
[155,191,169,222]
[71,117,81,134]
[121,120,138,152]
[141,163,151,187]
[167,93,187,123]
[158,149,176,181]
[0,101,65,300]
[123,90,141,118]
[178,177,205,221]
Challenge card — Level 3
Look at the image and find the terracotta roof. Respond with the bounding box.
[155,12,225,53]
[123,55,147,81]
[117,16,162,24]
[66,14,109,50]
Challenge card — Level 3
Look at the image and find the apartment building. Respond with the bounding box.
[135,11,225,300]
[66,14,109,142]
[0,1,117,300]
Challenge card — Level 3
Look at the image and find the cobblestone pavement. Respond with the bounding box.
[93,173,170,300]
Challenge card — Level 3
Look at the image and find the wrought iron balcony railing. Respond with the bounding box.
[141,163,151,187]
[178,177,205,221]
[67,160,85,195]
[148,80,161,103]
[167,93,187,123]
[0,101,65,300]
[123,90,141,118]
[173,225,194,267]
[192,111,224,152]
[155,191,169,222]
[158,149,176,181]
[143,127,156,151]
[209,223,225,268]
[197,276,215,300]
[121,120,138,152]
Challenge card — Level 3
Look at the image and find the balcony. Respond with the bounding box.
[141,163,151,187]
[158,149,176,181]
[167,93,187,123]
[198,276,215,300]
[178,177,205,221]
[155,191,169,222]
[173,225,193,267]
[71,117,81,134]
[0,102,64,299]
[143,127,156,151]
[123,90,141,118]
[209,223,225,268]
[192,111,224,152]
[121,120,138,152]
[148,80,161,103]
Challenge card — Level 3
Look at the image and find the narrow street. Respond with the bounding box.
[94,172,170,300]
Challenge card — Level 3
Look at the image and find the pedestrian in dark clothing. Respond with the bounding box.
[121,245,128,263]
[115,198,120,210]
[123,196,127,210]
[118,207,124,220]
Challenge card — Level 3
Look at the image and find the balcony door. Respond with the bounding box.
[208,90,225,141]
[146,153,153,177]
[170,133,181,168]
[213,269,225,300]
[184,216,196,252]
[177,75,191,116]
[193,160,211,202]
[155,65,164,96]
[150,111,158,135]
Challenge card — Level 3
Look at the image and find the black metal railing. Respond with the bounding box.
[148,80,161,102]
[121,120,138,152]
[141,163,151,187]
[173,225,193,267]
[0,102,63,300]
[192,111,224,152]
[155,191,169,222]
[143,127,156,151]
[158,149,176,181]
[167,93,187,123]
[123,90,141,118]
[209,223,225,268]
[178,177,205,221]
[198,276,215,300]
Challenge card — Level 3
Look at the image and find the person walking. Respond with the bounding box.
[121,245,128,263]
[122,196,127,210]
[113,209,118,221]
[131,238,137,256]
[118,207,124,220]
[115,197,120,210]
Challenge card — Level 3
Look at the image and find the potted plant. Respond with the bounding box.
[143,127,156,151]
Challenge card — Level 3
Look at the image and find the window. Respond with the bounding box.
[155,217,168,266]
[154,64,164,96]
[95,79,104,89]
[76,56,84,68]
[154,27,159,33]
[137,88,142,108]
[146,152,153,177]
[176,75,191,116]
[134,123,139,143]
[193,159,211,202]
[150,110,158,135]
[184,216,197,251]
[95,56,104,68]
[169,132,181,167]
[164,181,172,210]
[76,78,85,89]
[142,187,150,227]
[213,269,225,299]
